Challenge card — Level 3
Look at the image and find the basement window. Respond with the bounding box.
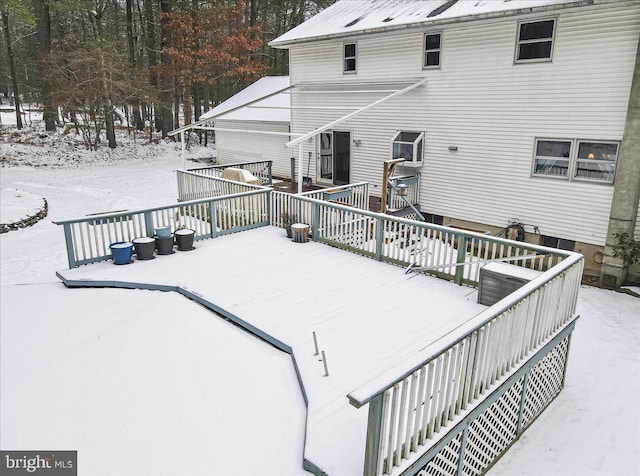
[516,19,556,63]
[542,235,575,251]
[344,43,357,73]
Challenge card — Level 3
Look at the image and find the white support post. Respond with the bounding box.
[180,131,186,170]
[298,142,303,194]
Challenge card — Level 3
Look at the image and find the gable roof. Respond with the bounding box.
[200,76,290,123]
[270,0,590,47]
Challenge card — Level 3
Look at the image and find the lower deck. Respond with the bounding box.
[58,226,487,474]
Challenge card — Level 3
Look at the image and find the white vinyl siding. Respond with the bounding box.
[289,3,639,246]
[215,120,292,179]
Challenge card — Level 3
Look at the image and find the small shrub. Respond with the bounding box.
[612,232,640,265]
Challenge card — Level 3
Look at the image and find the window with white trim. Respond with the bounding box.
[532,138,618,183]
[392,131,424,166]
[575,141,618,182]
[533,139,571,178]
[424,33,441,69]
[516,19,555,62]
[344,43,356,73]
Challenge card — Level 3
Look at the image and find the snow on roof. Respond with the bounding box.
[271,0,586,46]
[200,76,290,123]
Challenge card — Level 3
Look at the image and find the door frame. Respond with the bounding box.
[315,129,352,186]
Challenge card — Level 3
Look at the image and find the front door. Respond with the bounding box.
[317,131,351,186]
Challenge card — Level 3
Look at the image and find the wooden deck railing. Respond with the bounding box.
[56,186,583,476]
[272,192,566,286]
[270,193,583,476]
[349,257,582,476]
[270,182,369,229]
[177,169,265,202]
[387,174,420,212]
[53,189,271,268]
[187,159,273,185]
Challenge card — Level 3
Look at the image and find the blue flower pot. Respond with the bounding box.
[110,242,133,265]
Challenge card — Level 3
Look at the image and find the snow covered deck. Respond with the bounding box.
[57,225,487,474]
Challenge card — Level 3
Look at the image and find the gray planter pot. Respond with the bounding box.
[133,237,155,260]
[155,235,175,255]
[175,229,195,251]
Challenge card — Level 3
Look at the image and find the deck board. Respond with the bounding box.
[58,226,486,474]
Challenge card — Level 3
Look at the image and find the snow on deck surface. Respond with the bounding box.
[58,225,487,474]
[1,284,307,475]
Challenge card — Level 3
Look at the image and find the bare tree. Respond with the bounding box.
[1,8,22,128]
[31,0,56,131]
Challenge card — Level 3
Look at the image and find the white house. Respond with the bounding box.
[268,0,640,279]
[199,76,294,178]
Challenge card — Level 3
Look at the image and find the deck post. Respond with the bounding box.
[375,216,384,261]
[454,235,468,285]
[209,200,218,238]
[267,161,273,185]
[561,332,572,387]
[144,211,154,237]
[456,426,469,476]
[363,393,384,476]
[312,202,319,242]
[516,371,529,435]
[62,223,77,268]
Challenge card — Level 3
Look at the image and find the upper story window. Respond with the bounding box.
[532,138,618,183]
[423,33,441,69]
[344,43,356,73]
[516,19,556,63]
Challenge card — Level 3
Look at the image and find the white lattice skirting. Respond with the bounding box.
[409,322,573,476]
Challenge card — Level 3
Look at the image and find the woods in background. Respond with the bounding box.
[0,0,332,148]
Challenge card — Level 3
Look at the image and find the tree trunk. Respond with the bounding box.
[159,0,173,138]
[31,0,56,131]
[1,10,22,129]
[101,54,117,149]
[143,0,160,131]
[126,0,144,131]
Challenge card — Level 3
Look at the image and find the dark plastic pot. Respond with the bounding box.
[155,226,172,238]
[110,241,133,265]
[155,235,175,255]
[133,237,155,260]
[175,229,195,251]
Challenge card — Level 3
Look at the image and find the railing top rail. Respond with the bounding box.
[53,188,271,226]
[347,251,583,408]
[284,193,570,259]
[187,159,273,170]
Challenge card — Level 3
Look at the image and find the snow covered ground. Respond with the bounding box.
[1,123,639,475]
